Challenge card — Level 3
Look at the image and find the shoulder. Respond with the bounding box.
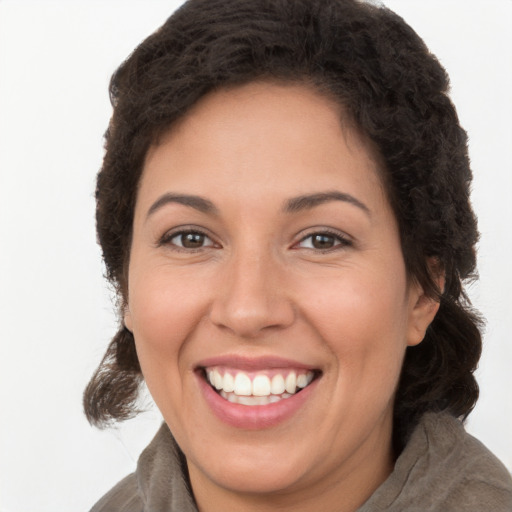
[88,423,197,512]
[89,473,142,512]
[418,412,512,510]
[359,412,512,512]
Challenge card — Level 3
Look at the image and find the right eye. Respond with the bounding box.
[163,230,216,250]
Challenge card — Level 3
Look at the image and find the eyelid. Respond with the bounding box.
[157,225,220,250]
[293,228,353,250]
[157,225,352,252]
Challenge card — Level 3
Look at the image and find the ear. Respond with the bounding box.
[406,260,445,347]
[123,304,133,332]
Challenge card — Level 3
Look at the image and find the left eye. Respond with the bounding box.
[297,233,350,250]
[168,231,215,249]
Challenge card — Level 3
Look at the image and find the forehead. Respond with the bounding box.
[139,81,386,213]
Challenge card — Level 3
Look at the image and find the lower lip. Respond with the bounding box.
[196,372,319,430]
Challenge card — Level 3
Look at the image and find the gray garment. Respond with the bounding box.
[90,412,512,511]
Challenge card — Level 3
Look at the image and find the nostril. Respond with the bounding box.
[209,303,296,338]
[209,268,295,337]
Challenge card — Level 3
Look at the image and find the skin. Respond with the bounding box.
[124,82,440,512]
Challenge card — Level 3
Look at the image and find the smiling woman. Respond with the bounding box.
[124,83,423,500]
[82,0,512,511]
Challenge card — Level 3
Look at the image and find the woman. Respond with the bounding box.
[84,0,512,510]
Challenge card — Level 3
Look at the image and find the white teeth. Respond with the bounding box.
[297,373,308,388]
[225,391,238,403]
[220,390,294,406]
[297,373,313,388]
[223,372,235,392]
[252,375,271,396]
[213,370,223,390]
[234,372,252,396]
[238,395,264,406]
[285,372,297,394]
[271,374,285,395]
[206,368,316,403]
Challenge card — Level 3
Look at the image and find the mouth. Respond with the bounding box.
[200,366,321,406]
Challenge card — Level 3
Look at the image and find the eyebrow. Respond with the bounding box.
[146,193,219,218]
[284,191,371,216]
[146,190,370,219]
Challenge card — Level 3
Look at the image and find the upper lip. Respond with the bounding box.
[196,354,319,372]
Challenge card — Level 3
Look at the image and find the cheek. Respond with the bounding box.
[126,268,214,439]
[299,267,410,382]
[127,267,210,383]
[300,275,410,446]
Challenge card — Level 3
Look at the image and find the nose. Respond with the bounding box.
[209,248,295,339]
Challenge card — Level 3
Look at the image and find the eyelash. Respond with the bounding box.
[294,229,353,252]
[158,227,217,252]
[158,228,352,252]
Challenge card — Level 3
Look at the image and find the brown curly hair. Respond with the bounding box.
[84,0,482,449]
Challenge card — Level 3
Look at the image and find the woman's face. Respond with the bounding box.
[125,82,438,507]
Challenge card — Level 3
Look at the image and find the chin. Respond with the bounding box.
[191,451,312,496]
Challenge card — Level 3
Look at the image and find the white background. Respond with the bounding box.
[0,1,511,511]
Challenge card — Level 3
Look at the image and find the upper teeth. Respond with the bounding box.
[206,368,314,397]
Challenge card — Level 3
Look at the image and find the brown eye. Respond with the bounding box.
[311,234,336,249]
[297,232,351,251]
[169,231,214,249]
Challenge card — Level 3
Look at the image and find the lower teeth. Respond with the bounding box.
[219,390,293,406]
